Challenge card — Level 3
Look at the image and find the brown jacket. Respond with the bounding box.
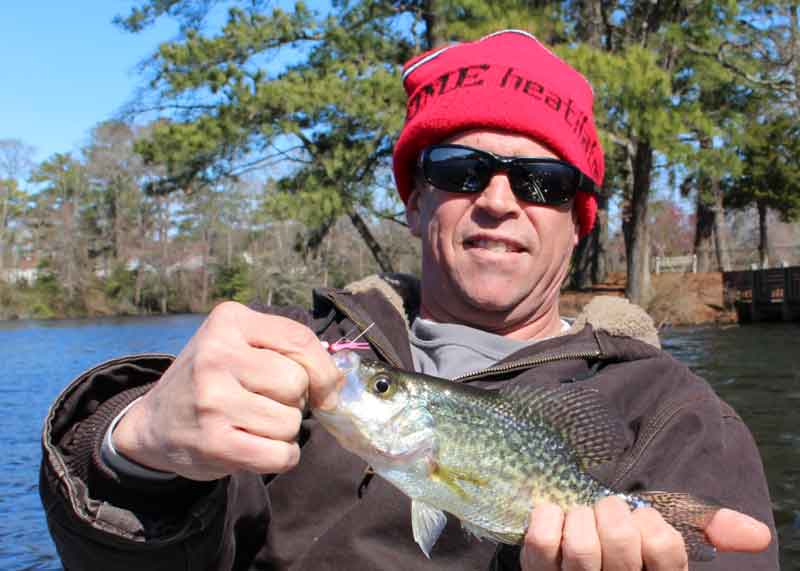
[40,275,779,570]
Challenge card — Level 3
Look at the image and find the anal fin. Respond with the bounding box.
[412,500,448,558]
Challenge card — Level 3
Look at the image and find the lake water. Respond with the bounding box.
[0,316,797,569]
[0,314,206,571]
[661,322,800,569]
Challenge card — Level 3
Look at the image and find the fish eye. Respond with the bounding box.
[372,375,393,395]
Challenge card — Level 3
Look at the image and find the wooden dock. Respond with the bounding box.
[723,266,800,322]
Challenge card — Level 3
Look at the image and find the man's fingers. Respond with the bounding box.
[561,506,601,571]
[521,502,564,571]
[226,430,301,474]
[594,496,642,571]
[706,508,772,553]
[235,345,309,408]
[231,389,304,442]
[209,303,342,410]
[631,507,687,571]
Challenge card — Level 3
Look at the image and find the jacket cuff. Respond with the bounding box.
[100,397,179,483]
[41,354,223,544]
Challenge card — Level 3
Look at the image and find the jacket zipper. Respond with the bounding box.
[452,350,603,383]
[325,291,602,382]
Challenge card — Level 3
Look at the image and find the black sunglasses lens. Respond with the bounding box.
[424,147,491,193]
[510,162,577,204]
[423,146,582,204]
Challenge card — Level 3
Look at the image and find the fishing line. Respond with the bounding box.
[321,322,374,353]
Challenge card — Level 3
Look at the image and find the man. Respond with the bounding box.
[40,30,776,570]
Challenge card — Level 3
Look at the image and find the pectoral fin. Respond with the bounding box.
[429,460,489,499]
[411,500,447,558]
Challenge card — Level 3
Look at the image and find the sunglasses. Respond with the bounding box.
[419,144,595,205]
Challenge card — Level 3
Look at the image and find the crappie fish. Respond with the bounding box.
[313,351,720,560]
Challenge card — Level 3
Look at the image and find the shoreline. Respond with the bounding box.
[4,272,734,327]
[560,272,736,328]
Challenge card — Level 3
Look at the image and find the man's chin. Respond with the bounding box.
[460,288,523,314]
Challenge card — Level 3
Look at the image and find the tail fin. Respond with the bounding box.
[638,491,720,561]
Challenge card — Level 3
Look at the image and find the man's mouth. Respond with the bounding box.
[464,238,524,253]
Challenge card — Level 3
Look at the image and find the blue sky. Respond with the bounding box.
[0,2,178,163]
[0,1,328,167]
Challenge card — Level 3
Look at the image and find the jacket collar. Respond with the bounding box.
[318,273,661,369]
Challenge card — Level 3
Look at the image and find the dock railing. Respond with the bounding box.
[653,254,697,274]
[723,266,800,322]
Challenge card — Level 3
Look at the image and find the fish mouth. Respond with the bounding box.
[364,438,435,470]
[372,432,434,464]
[315,408,434,468]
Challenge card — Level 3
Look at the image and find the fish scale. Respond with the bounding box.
[430,393,597,541]
[314,351,720,561]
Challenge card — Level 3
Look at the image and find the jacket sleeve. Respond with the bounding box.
[38,304,322,570]
[609,369,779,570]
[39,354,265,570]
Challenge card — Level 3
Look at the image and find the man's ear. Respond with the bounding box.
[406,189,422,238]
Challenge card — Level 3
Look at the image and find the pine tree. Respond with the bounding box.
[115,0,424,273]
[726,114,800,267]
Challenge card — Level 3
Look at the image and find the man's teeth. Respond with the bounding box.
[471,239,516,252]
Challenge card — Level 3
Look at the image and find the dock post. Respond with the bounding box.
[751,270,762,322]
[783,266,800,321]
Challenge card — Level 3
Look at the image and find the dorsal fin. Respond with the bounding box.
[502,385,624,469]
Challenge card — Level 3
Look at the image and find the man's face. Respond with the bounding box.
[406,130,579,337]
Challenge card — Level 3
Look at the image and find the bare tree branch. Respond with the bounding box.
[686,41,794,92]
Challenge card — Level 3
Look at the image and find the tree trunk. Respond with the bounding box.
[694,194,714,272]
[571,191,608,289]
[323,231,330,287]
[791,4,799,105]
[757,200,769,268]
[571,235,593,290]
[586,0,604,46]
[201,231,210,311]
[134,270,143,307]
[348,209,395,274]
[581,0,611,49]
[593,192,609,284]
[423,0,446,49]
[710,176,731,271]
[625,141,653,305]
[63,198,76,298]
[0,179,11,271]
[158,195,170,315]
[111,177,121,261]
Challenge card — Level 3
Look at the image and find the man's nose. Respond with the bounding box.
[473,173,522,218]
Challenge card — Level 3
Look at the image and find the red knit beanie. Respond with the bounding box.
[393,30,602,237]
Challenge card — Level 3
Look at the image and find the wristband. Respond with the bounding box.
[100,397,178,482]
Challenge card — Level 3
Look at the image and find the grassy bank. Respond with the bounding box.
[560,272,735,327]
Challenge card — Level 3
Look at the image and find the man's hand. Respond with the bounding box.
[112,301,342,481]
[520,497,771,571]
